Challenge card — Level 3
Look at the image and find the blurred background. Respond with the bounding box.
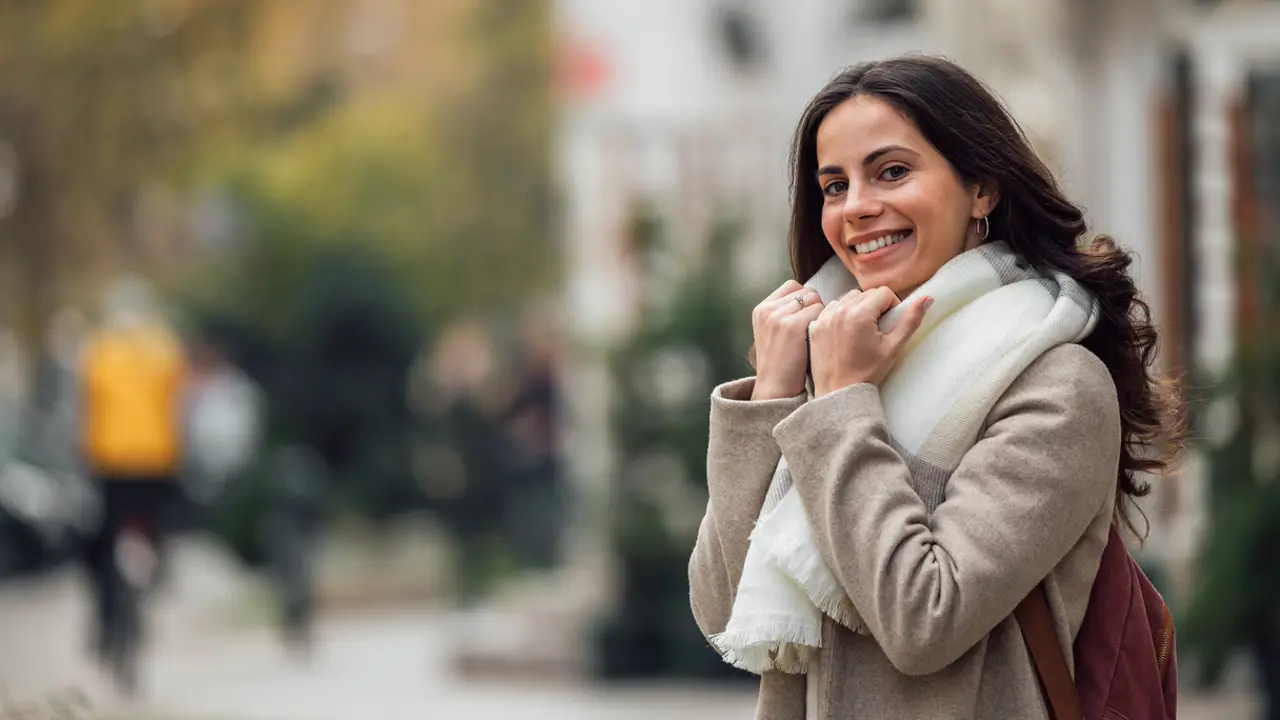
[0,0,1275,718]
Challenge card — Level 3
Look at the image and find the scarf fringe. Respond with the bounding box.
[766,542,860,632]
[709,622,821,675]
[753,494,863,633]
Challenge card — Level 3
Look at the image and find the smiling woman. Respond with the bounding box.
[688,55,1185,720]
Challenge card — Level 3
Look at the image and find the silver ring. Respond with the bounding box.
[794,294,807,309]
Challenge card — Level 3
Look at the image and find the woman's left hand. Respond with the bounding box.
[809,287,933,396]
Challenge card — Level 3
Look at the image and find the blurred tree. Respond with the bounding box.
[188,239,425,562]
[1182,358,1280,712]
[1182,247,1280,714]
[594,207,757,681]
[198,0,555,323]
[283,246,421,518]
[424,0,556,317]
[0,0,555,346]
[0,0,259,348]
[169,0,553,561]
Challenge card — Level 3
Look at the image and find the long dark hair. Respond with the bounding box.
[788,55,1184,536]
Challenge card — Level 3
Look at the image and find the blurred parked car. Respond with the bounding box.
[0,459,99,577]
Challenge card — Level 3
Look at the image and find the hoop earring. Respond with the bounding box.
[976,215,990,241]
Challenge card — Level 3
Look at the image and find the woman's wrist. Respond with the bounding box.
[815,378,863,397]
[813,367,879,397]
[751,377,803,401]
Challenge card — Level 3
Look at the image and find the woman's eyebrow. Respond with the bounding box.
[816,145,919,180]
[862,144,917,166]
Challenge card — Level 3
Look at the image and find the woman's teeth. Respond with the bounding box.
[854,232,909,255]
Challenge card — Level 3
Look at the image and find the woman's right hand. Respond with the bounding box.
[751,280,826,400]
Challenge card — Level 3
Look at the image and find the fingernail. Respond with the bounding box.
[922,296,935,311]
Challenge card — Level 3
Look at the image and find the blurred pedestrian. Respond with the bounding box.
[430,323,510,605]
[27,308,86,474]
[78,276,187,662]
[182,335,263,519]
[500,313,565,571]
[689,56,1185,719]
[262,444,326,661]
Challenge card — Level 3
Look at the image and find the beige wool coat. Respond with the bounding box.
[689,343,1121,719]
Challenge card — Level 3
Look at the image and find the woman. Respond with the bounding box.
[688,56,1182,719]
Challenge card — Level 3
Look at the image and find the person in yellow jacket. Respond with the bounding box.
[79,277,187,661]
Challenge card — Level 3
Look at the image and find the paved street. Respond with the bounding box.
[0,538,759,720]
[0,537,1263,720]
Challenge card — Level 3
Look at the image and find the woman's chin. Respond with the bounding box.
[852,271,910,297]
[851,243,919,293]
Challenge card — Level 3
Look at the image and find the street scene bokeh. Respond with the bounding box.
[0,0,1276,718]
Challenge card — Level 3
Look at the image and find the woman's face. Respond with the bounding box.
[815,95,997,297]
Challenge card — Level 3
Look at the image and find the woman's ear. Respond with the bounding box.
[971,179,1000,219]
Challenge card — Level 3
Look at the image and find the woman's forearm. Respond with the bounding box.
[689,377,806,637]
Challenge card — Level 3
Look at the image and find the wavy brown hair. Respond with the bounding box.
[787,56,1185,536]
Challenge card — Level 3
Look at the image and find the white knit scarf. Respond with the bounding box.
[710,241,1099,674]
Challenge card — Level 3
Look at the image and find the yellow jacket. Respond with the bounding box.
[80,323,187,477]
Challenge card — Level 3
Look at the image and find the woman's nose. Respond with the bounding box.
[842,187,883,223]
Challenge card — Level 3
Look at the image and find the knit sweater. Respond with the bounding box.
[689,343,1120,719]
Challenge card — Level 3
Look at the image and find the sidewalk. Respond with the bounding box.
[0,537,1263,720]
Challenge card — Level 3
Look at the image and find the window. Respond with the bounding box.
[715,6,765,70]
[857,0,918,24]
[1155,50,1197,379]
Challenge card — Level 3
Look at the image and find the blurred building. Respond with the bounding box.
[555,0,1280,600]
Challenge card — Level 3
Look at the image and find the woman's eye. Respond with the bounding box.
[822,180,848,197]
[879,165,909,181]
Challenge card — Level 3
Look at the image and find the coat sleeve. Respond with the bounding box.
[772,344,1120,675]
[688,377,806,639]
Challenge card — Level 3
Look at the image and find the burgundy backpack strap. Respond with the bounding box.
[1015,584,1085,720]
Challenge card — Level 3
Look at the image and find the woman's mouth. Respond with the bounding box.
[852,230,912,258]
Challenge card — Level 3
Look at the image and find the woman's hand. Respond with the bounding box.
[809,287,933,396]
[751,280,826,400]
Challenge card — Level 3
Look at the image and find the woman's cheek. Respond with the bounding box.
[889,183,928,221]
[821,205,843,248]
